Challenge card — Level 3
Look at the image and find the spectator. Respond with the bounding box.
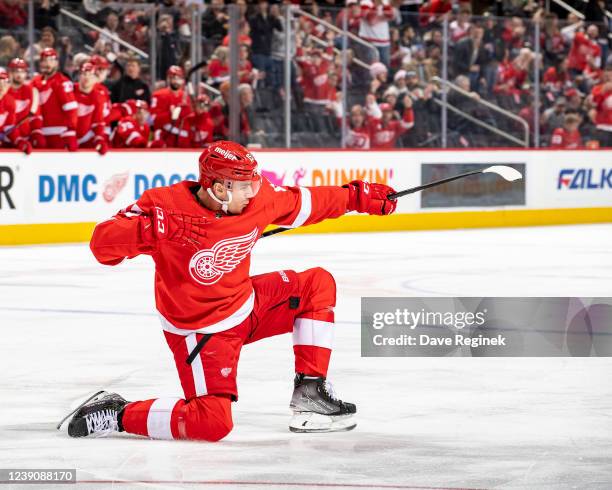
[202,0,228,45]
[368,100,414,149]
[0,36,20,67]
[449,7,471,44]
[335,0,361,35]
[454,26,489,92]
[157,14,181,80]
[567,24,601,76]
[341,104,371,149]
[24,27,57,67]
[99,10,122,54]
[297,46,335,113]
[541,96,567,134]
[110,57,151,104]
[34,0,60,30]
[187,94,214,148]
[222,20,252,48]
[207,46,230,87]
[368,61,389,98]
[0,0,27,28]
[249,0,283,85]
[359,0,396,66]
[590,64,612,147]
[550,112,582,148]
[270,3,296,93]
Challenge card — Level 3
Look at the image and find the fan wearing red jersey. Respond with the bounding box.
[0,70,32,154]
[8,58,44,149]
[31,48,78,150]
[67,141,397,440]
[111,99,151,148]
[75,63,107,154]
[368,101,414,149]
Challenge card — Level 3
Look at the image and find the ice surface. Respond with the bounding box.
[1,225,611,490]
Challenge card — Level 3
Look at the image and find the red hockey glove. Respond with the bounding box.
[344,180,397,216]
[62,132,77,152]
[144,207,209,250]
[94,137,108,155]
[17,139,32,155]
[31,132,45,148]
[149,139,165,148]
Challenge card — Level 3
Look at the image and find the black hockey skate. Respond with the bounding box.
[289,373,356,433]
[66,391,128,438]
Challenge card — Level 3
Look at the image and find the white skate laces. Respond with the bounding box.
[85,409,118,437]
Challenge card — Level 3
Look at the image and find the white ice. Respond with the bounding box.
[1,224,611,490]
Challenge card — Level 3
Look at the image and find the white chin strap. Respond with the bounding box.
[207,187,232,213]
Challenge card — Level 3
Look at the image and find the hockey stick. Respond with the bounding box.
[261,165,523,238]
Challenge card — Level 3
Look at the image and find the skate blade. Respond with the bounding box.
[56,390,107,431]
[289,412,356,433]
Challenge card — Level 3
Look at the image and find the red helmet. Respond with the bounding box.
[40,48,58,60]
[8,58,28,71]
[166,65,184,79]
[198,141,259,188]
[79,62,95,73]
[379,103,393,112]
[90,55,110,69]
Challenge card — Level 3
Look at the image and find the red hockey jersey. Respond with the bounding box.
[90,178,349,334]
[150,87,187,129]
[32,72,78,138]
[0,91,19,145]
[74,83,106,146]
[111,116,150,148]
[9,83,42,140]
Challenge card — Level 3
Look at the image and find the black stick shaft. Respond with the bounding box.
[261,169,485,238]
[387,170,482,199]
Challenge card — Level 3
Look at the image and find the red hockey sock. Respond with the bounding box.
[120,395,233,442]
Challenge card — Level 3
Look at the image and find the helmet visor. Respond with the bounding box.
[226,173,261,199]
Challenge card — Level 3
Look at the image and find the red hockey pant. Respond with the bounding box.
[121,268,336,441]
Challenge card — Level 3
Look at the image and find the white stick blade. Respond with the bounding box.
[483,165,523,181]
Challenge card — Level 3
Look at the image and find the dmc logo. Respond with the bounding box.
[558,168,612,189]
[39,174,97,202]
[214,147,238,160]
[0,166,15,209]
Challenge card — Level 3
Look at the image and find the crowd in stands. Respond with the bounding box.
[1,0,612,152]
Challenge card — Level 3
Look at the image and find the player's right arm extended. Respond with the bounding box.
[90,201,157,266]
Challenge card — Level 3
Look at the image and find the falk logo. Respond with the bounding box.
[188,227,258,286]
[220,367,232,378]
[558,168,612,189]
[102,172,129,202]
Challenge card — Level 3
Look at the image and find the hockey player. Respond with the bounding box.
[154,94,214,148]
[188,94,214,147]
[31,48,78,150]
[8,58,44,148]
[74,62,107,154]
[0,70,32,154]
[90,55,113,139]
[150,65,188,131]
[67,140,397,441]
[110,99,151,148]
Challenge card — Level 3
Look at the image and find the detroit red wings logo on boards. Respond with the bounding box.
[189,227,258,286]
